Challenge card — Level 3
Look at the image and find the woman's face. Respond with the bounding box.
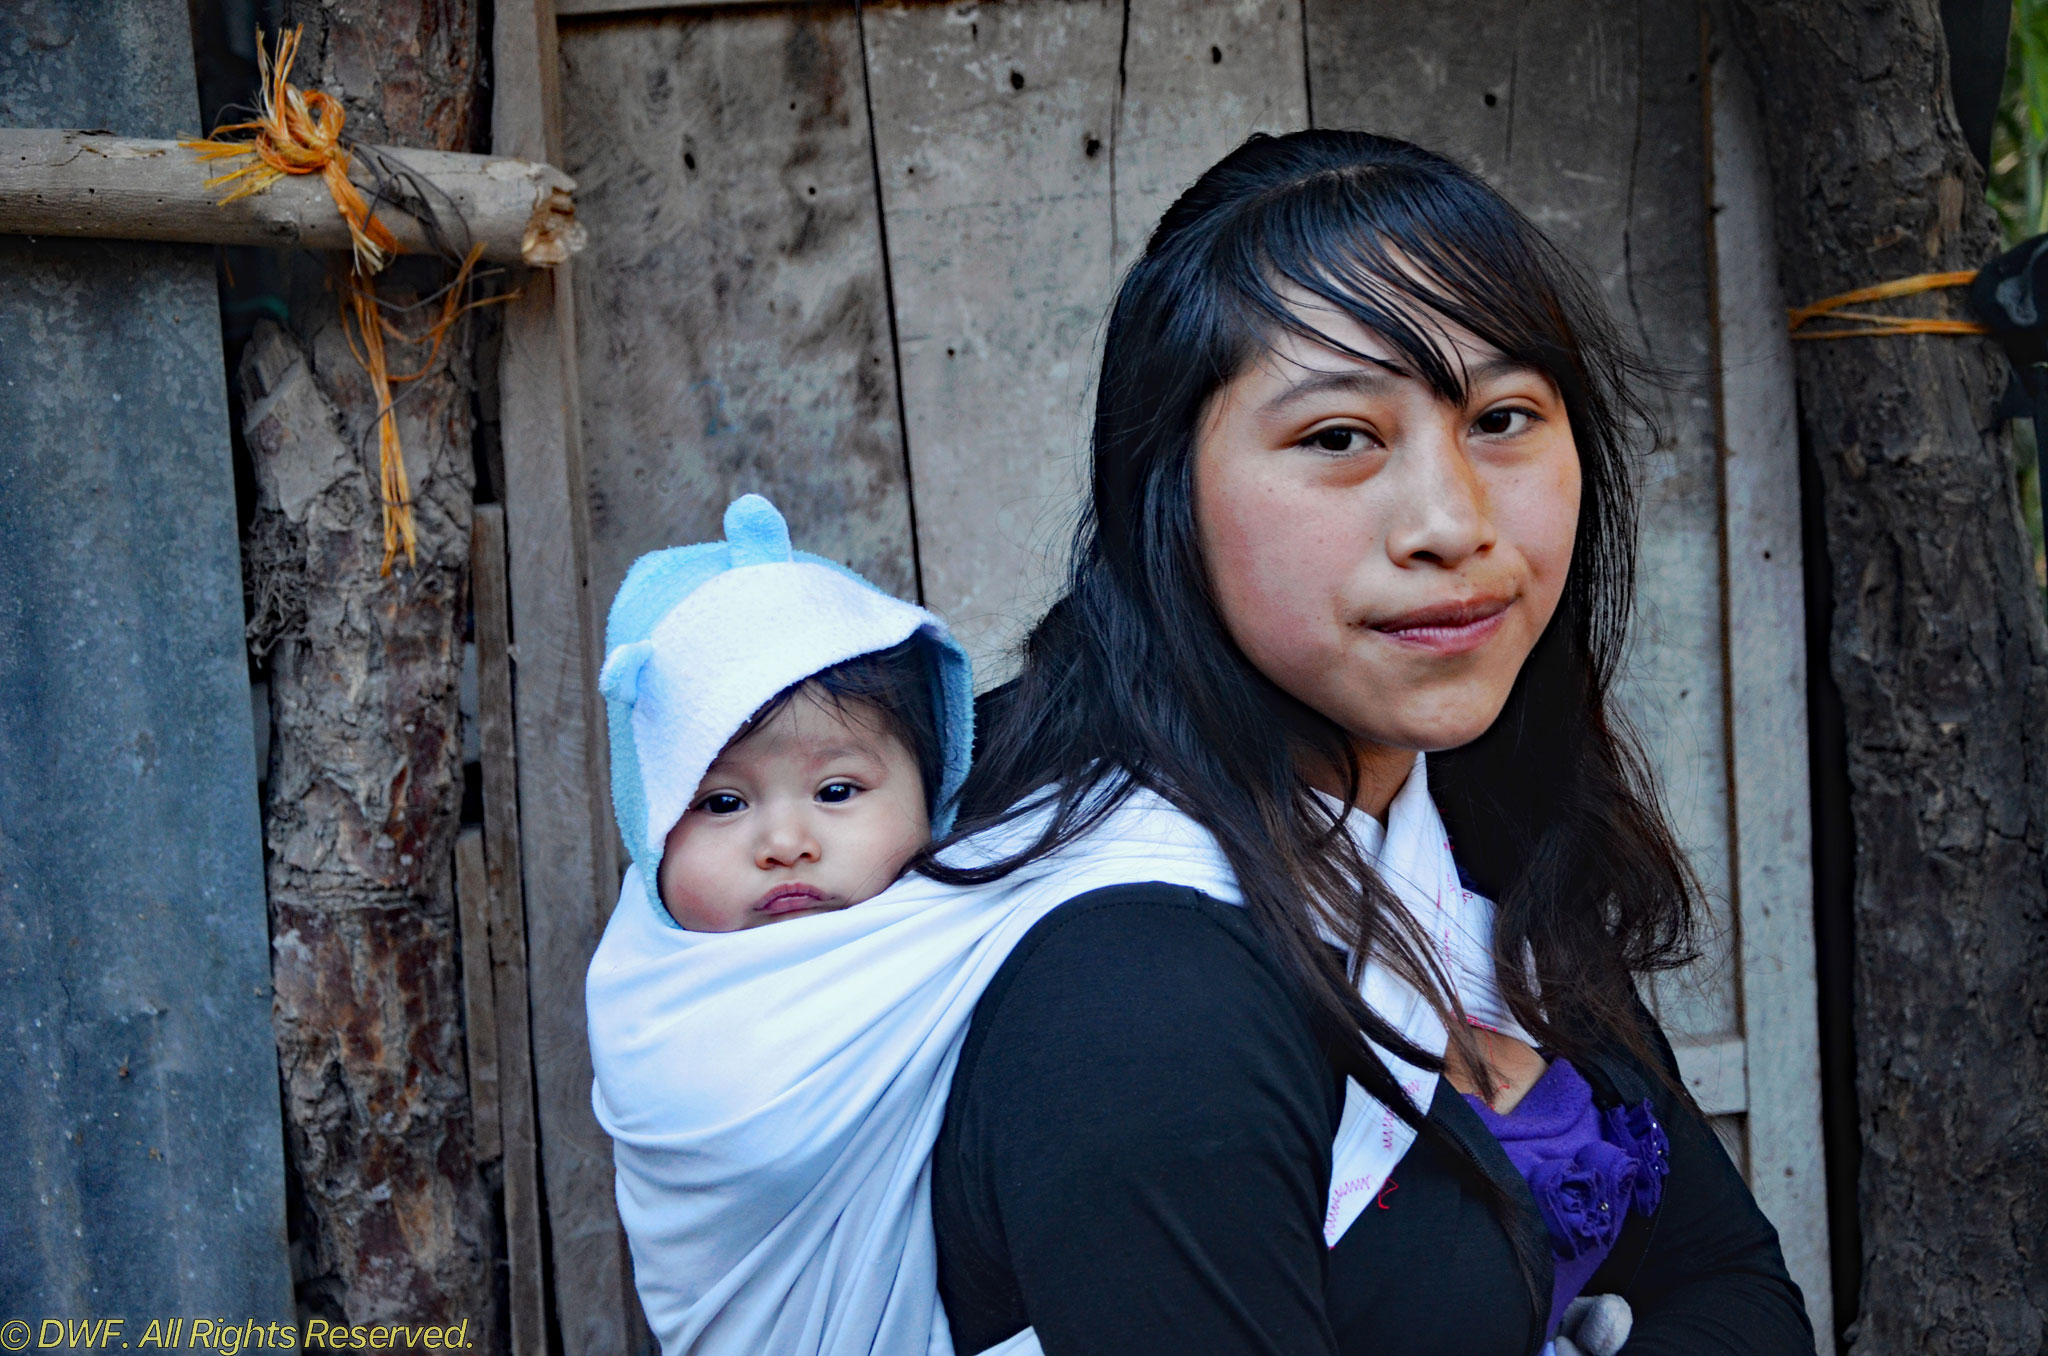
[1192,302,1581,802]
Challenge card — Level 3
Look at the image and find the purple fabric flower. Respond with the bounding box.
[1602,1099,1671,1216]
[1528,1139,1636,1259]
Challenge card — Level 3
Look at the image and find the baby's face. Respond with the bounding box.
[656,690,931,931]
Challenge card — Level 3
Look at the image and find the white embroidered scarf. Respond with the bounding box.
[586,755,1509,1356]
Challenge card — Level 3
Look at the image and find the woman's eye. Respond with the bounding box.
[816,781,861,804]
[1473,407,1536,437]
[698,792,746,815]
[1303,426,1372,455]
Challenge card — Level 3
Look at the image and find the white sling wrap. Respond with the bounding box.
[587,756,1511,1356]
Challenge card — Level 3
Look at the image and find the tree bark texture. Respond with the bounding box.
[1718,2,2048,1352]
[241,0,493,1333]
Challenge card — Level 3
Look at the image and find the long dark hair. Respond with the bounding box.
[922,129,1700,1189]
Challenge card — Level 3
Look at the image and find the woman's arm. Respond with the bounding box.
[933,886,1342,1356]
[1604,1030,1816,1355]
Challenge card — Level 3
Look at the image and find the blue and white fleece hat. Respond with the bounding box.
[597,494,975,902]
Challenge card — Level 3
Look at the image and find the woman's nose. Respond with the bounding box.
[1383,419,1495,568]
[755,809,821,870]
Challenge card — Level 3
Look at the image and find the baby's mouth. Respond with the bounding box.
[754,883,835,916]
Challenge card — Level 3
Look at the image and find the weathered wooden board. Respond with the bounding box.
[1706,31,1832,1346]
[562,6,916,610]
[863,0,1123,669]
[455,828,504,1164]
[864,0,1307,673]
[1111,0,1308,267]
[471,504,549,1355]
[0,0,291,1320]
[1306,0,1737,1043]
[493,1,640,1351]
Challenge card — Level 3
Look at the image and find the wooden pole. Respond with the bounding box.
[1718,2,2048,1352]
[0,129,581,265]
[243,0,498,1336]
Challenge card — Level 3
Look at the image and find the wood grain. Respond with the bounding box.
[1111,0,1308,267]
[862,0,1122,671]
[454,827,503,1163]
[864,0,1308,674]
[560,7,916,608]
[1704,36,1831,1340]
[492,1,639,1350]
[471,505,549,1353]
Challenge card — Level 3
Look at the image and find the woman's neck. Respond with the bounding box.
[1303,741,1417,821]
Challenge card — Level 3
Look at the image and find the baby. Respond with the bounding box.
[597,493,973,934]
[655,638,941,930]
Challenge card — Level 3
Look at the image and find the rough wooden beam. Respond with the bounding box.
[0,128,583,266]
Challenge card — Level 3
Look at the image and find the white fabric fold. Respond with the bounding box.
[587,756,1513,1356]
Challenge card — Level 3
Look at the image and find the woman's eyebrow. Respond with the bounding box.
[1465,355,1543,386]
[1256,361,1407,416]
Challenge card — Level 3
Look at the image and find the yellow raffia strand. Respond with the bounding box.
[341,244,506,574]
[1787,269,1991,341]
[184,26,431,572]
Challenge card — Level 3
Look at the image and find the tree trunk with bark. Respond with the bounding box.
[239,2,495,1333]
[1718,2,2048,1352]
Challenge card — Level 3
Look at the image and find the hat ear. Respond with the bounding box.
[598,639,658,706]
[724,494,793,568]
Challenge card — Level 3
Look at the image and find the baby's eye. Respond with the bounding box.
[697,792,746,815]
[816,781,861,804]
[1473,407,1537,437]
[1302,426,1373,455]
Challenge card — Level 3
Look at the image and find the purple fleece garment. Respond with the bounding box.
[1463,1058,1636,1336]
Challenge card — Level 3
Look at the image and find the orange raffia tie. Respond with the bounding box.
[184,25,434,573]
[1787,269,1990,341]
[182,27,398,277]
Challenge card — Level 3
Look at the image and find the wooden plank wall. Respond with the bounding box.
[540,0,1830,1347]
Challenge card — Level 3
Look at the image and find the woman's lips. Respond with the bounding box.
[754,884,835,916]
[1366,596,1513,656]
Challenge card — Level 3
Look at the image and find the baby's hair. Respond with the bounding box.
[729,638,945,813]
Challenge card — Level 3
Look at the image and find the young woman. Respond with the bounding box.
[923,130,1814,1355]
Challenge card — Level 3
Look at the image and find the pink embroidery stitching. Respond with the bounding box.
[1325,1175,1376,1239]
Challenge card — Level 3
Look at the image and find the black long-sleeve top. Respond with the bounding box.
[931,884,1814,1356]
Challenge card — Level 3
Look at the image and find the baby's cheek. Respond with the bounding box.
[657,819,744,931]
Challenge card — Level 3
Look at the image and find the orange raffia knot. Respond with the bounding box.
[183,26,398,278]
[1787,270,1991,341]
[182,25,469,575]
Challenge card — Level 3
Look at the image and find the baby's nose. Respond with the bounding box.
[756,813,821,868]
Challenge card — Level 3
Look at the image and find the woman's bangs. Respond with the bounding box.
[1219,171,1582,407]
